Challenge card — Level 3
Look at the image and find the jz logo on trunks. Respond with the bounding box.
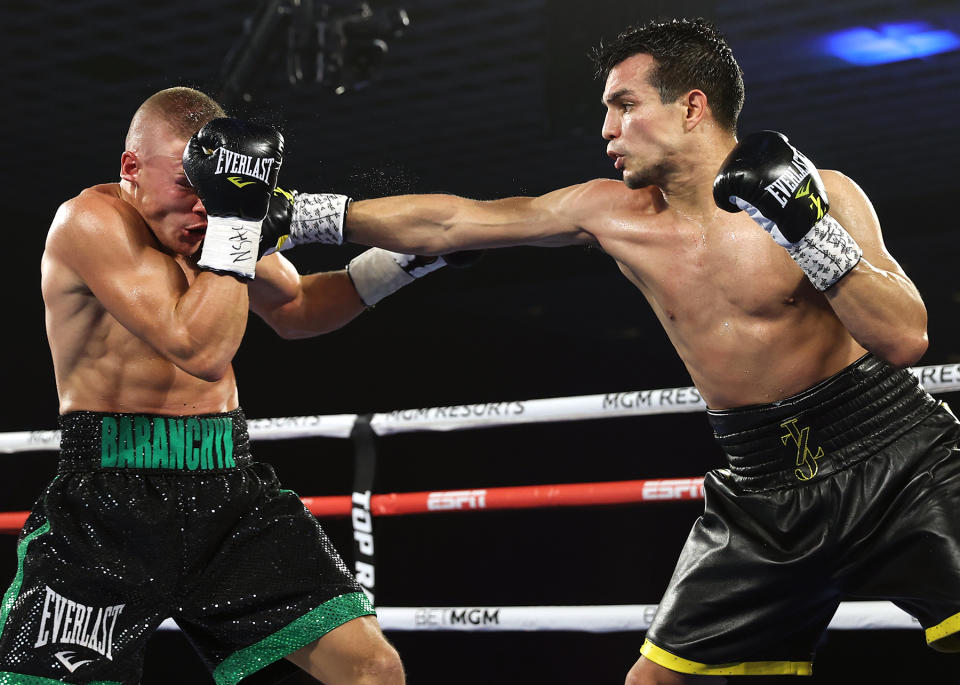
[780,418,825,481]
[34,586,125,667]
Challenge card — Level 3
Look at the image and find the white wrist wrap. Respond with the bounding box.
[786,214,862,291]
[290,192,350,245]
[197,216,262,279]
[347,248,446,306]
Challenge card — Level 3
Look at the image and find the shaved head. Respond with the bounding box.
[125,87,225,154]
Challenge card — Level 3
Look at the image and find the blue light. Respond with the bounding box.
[824,22,960,65]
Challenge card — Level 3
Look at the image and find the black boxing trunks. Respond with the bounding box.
[642,354,960,676]
[0,409,374,684]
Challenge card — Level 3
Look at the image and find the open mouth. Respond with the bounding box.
[182,226,207,245]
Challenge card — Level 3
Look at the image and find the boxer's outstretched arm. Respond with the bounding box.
[343,183,601,254]
[45,194,249,381]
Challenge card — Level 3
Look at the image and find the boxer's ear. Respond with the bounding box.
[120,150,140,184]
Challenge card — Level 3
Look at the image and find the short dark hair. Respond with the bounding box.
[592,18,744,132]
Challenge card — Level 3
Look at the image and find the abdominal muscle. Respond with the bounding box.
[669,309,866,410]
[48,297,240,416]
[56,352,240,416]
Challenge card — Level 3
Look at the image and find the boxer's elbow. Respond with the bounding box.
[168,341,235,382]
[181,355,233,382]
[895,332,928,367]
[269,314,357,340]
[267,321,300,340]
[874,329,928,368]
[257,303,357,340]
[269,321,319,340]
[196,361,233,382]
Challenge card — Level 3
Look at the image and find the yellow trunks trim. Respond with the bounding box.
[640,640,813,676]
[926,610,960,652]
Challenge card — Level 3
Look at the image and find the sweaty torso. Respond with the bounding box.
[41,184,239,415]
[581,181,865,409]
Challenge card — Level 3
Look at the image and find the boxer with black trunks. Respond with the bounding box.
[262,17,960,683]
[642,354,960,677]
[1,87,460,683]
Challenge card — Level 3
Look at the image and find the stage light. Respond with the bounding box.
[218,0,409,107]
[823,22,960,66]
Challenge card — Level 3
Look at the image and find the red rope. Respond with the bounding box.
[0,477,705,534]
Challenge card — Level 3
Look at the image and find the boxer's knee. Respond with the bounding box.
[357,641,404,684]
[287,615,404,684]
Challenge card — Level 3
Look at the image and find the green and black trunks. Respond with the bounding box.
[0,409,374,685]
[642,354,960,676]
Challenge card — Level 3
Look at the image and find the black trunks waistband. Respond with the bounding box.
[706,354,939,489]
[57,409,252,473]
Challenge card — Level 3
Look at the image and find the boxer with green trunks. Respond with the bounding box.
[1,87,458,684]
[6,409,371,683]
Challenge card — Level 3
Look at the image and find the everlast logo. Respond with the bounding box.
[764,148,811,208]
[214,147,276,183]
[100,416,235,470]
[34,586,124,661]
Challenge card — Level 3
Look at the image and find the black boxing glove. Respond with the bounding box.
[713,130,861,291]
[346,249,484,306]
[183,117,283,278]
[259,187,295,258]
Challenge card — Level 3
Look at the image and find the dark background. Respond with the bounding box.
[2,0,960,682]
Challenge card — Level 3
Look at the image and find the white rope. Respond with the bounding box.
[370,363,960,434]
[247,414,358,440]
[157,601,918,633]
[0,431,60,454]
[0,416,360,454]
[369,385,706,435]
[3,363,959,451]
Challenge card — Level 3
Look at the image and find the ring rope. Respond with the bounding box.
[2,363,958,452]
[0,478,707,535]
[2,363,956,635]
[155,601,917,633]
